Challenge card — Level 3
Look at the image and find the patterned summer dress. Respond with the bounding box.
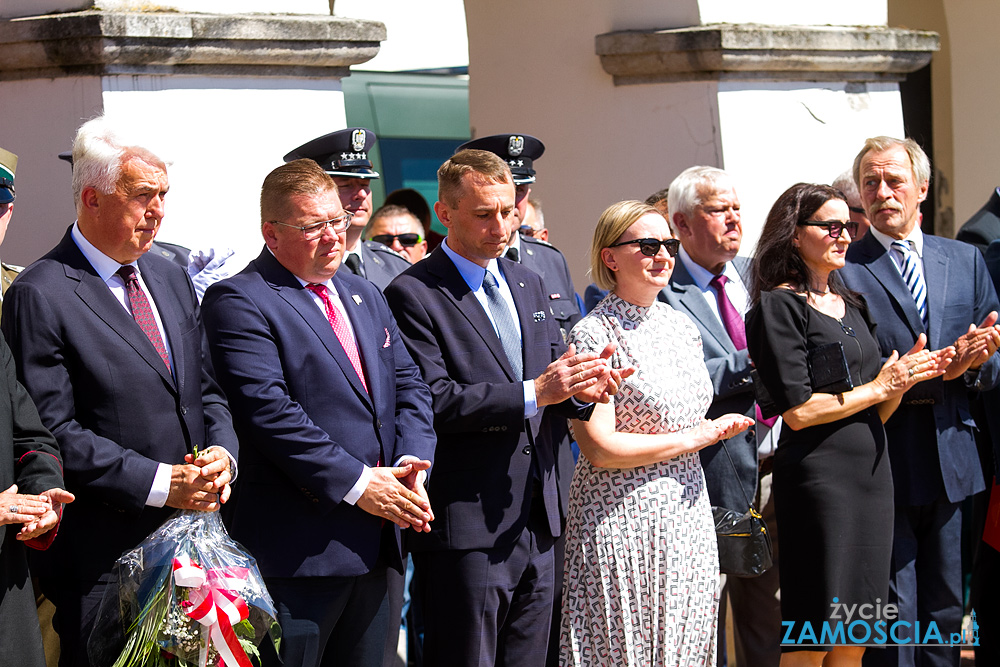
[559,293,719,667]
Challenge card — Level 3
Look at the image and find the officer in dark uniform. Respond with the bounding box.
[456,133,579,667]
[0,147,23,305]
[456,134,581,340]
[285,128,411,291]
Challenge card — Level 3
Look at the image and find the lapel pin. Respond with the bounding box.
[518,282,525,288]
[352,294,363,304]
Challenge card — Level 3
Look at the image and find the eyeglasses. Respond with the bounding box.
[797,220,859,240]
[370,232,424,247]
[269,212,354,240]
[608,237,680,257]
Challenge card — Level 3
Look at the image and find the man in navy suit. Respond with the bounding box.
[1,116,238,667]
[384,149,624,667]
[201,159,437,667]
[658,165,781,667]
[840,136,1000,667]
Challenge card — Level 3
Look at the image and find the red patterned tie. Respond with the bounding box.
[305,283,368,392]
[117,265,171,372]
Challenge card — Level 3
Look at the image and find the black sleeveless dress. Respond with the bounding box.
[746,289,893,651]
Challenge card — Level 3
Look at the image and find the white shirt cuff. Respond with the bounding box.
[523,380,538,418]
[145,463,172,507]
[343,465,373,505]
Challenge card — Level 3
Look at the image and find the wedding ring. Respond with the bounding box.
[9,505,18,514]
[908,367,915,378]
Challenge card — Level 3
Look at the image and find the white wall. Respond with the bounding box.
[0,0,328,18]
[717,82,904,254]
[100,76,347,268]
[336,0,469,72]
[698,1,886,26]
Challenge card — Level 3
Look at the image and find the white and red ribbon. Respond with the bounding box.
[172,555,253,667]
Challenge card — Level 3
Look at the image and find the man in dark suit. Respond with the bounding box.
[1,116,239,667]
[285,128,411,291]
[840,136,1000,667]
[658,165,781,667]
[202,159,437,667]
[957,187,1000,255]
[455,134,583,665]
[384,149,624,667]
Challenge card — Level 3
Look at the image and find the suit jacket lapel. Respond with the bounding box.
[58,234,176,389]
[921,237,948,348]
[666,258,733,351]
[853,234,924,338]
[427,250,515,380]
[256,250,373,408]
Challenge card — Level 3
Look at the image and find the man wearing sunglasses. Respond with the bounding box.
[365,204,428,264]
[659,165,783,667]
[285,128,412,291]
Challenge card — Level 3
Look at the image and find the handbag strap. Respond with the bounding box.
[718,436,755,513]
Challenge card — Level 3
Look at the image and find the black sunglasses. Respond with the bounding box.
[370,233,423,247]
[797,220,860,240]
[608,237,680,257]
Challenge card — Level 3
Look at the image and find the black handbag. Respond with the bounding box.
[711,438,773,577]
[751,341,853,419]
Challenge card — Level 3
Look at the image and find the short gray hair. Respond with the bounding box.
[72,115,167,210]
[831,170,861,206]
[852,136,930,190]
[667,166,734,223]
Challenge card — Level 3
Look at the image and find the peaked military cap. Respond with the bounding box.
[284,128,380,180]
[0,146,17,205]
[456,134,544,185]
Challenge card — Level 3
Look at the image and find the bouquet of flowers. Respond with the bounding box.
[88,510,280,667]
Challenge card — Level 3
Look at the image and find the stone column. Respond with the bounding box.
[0,2,383,267]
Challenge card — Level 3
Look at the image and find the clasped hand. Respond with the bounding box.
[942,311,1000,381]
[689,414,755,452]
[875,333,955,396]
[167,447,233,512]
[1,483,75,541]
[357,459,434,532]
[535,342,636,407]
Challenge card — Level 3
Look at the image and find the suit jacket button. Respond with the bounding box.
[747,428,756,439]
[180,406,188,415]
[377,419,383,429]
[523,445,532,455]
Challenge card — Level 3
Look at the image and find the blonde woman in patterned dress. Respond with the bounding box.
[560,201,753,667]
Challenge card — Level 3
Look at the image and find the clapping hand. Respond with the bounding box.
[943,311,1000,380]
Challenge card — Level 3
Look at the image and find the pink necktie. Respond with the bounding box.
[710,274,776,427]
[117,265,171,373]
[306,283,368,393]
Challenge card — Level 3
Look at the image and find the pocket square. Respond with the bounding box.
[533,311,546,322]
[383,327,391,348]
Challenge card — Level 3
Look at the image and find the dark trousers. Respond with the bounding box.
[414,507,556,667]
[260,568,390,667]
[864,495,964,667]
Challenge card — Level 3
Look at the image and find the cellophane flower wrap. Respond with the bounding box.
[88,510,280,667]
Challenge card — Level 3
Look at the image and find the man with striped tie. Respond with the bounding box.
[841,136,1000,667]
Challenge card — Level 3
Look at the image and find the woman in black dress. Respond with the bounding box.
[745,183,953,667]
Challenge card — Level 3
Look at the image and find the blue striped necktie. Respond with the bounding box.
[892,240,928,329]
[482,271,523,380]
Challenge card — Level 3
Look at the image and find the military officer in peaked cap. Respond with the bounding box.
[0,147,23,303]
[456,133,580,667]
[285,128,411,291]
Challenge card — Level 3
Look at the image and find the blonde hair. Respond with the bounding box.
[589,200,661,291]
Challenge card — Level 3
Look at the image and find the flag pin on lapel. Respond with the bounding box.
[383,327,391,348]
[352,294,363,304]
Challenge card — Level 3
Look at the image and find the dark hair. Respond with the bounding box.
[750,182,863,308]
[384,188,431,230]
